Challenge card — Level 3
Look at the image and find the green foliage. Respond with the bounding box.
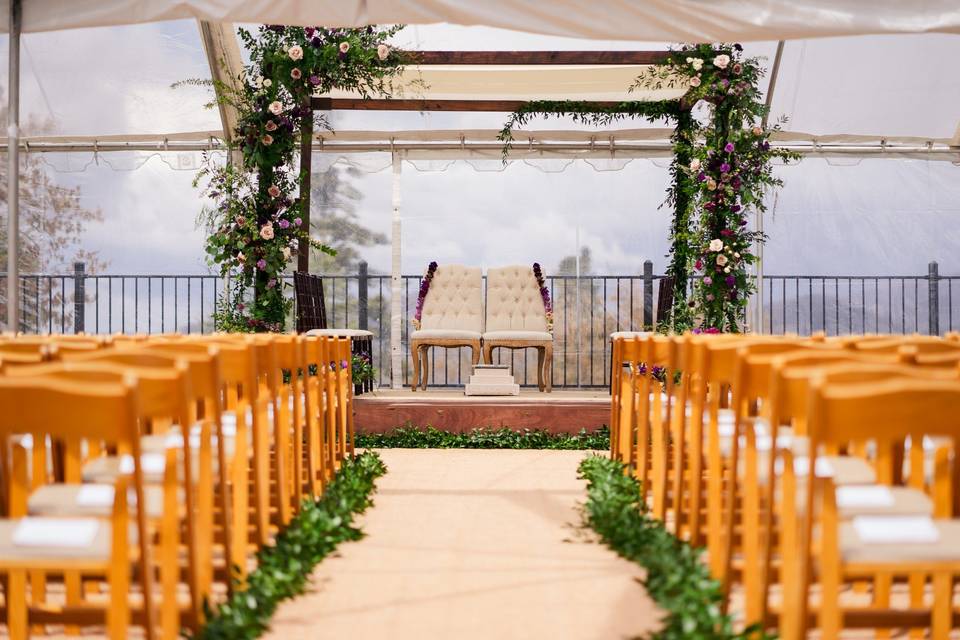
[351,352,376,386]
[193,450,387,640]
[194,25,408,331]
[578,455,769,639]
[356,425,609,450]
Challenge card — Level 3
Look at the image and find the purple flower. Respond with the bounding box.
[720,229,732,237]
[267,278,277,289]
[310,36,323,48]
[305,27,316,37]
[730,204,742,213]
[696,172,707,183]
[695,259,703,270]
[341,359,349,369]
[706,294,715,302]
[761,141,770,151]
[309,75,321,86]
[725,276,736,286]
[293,217,302,227]
[237,303,245,311]
[720,79,730,88]
[724,142,735,153]
[739,218,748,226]
[703,276,713,286]
[278,219,290,229]
[720,162,731,173]
[733,43,743,52]
[256,259,267,270]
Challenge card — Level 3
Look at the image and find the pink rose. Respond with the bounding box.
[268,184,281,198]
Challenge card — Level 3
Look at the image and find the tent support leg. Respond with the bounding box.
[390,151,403,389]
[6,0,21,332]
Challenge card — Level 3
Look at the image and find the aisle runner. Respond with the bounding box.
[264,449,659,639]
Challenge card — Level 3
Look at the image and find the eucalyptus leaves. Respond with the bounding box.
[197,25,407,331]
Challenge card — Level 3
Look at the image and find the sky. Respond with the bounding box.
[0,21,958,280]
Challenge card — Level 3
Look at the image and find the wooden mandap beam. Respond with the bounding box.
[411,50,670,65]
[311,97,630,112]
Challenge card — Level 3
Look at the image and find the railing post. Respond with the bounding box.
[928,261,940,336]
[642,260,654,330]
[73,261,85,334]
[358,260,369,330]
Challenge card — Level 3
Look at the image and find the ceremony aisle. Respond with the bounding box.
[263,449,661,639]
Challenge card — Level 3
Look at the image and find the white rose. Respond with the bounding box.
[288,45,304,61]
[689,158,701,171]
[685,57,693,63]
[339,41,350,53]
[268,101,283,115]
[713,54,730,69]
[262,78,272,88]
[282,247,292,261]
[724,267,731,273]
[716,254,728,266]
[253,76,264,89]
[692,59,703,71]
[734,252,741,258]
[709,239,724,252]
[377,44,390,60]
[260,224,275,240]
[689,76,701,88]
[707,179,717,191]
[752,126,763,136]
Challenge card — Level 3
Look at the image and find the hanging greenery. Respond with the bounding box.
[196,25,407,332]
[500,44,797,333]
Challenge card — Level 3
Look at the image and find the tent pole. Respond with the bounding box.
[6,0,21,332]
[754,40,785,334]
[390,150,403,389]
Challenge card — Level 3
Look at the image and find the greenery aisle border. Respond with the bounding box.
[356,425,609,450]
[578,455,767,640]
[193,451,387,640]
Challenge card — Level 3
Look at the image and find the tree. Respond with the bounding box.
[308,163,387,273]
[555,246,592,276]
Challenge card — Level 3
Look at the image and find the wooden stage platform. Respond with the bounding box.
[354,388,611,434]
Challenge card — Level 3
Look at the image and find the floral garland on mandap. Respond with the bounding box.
[532,263,554,332]
[412,261,438,331]
[195,25,407,332]
[635,44,799,332]
[500,44,796,334]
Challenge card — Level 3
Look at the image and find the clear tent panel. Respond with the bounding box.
[0,19,221,136]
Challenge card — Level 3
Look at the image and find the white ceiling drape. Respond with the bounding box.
[4,0,960,41]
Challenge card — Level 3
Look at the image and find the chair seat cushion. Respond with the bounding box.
[610,331,652,341]
[305,328,374,338]
[28,483,171,519]
[411,329,481,341]
[0,517,113,565]
[839,518,960,564]
[482,331,553,342]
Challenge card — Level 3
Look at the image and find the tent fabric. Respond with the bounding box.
[4,0,960,41]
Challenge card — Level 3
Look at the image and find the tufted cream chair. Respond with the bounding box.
[410,264,483,390]
[482,265,554,392]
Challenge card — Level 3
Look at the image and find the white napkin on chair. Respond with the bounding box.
[13,517,100,548]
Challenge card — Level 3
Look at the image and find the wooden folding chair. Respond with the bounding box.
[786,377,960,640]
[0,376,158,640]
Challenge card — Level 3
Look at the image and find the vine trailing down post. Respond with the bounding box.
[195,25,407,332]
[500,44,796,333]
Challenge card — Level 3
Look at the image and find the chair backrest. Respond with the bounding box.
[484,265,548,333]
[419,264,483,332]
[656,276,675,326]
[294,271,328,333]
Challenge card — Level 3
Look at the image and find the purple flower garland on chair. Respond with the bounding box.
[532,262,553,332]
[412,261,438,330]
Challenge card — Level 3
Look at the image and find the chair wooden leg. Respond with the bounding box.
[471,342,481,367]
[543,344,553,393]
[7,569,27,640]
[537,347,545,392]
[420,346,430,390]
[410,341,420,392]
[482,343,494,365]
[932,571,952,640]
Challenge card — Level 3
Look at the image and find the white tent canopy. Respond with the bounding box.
[4,0,960,42]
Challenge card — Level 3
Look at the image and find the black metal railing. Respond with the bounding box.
[3,260,958,389]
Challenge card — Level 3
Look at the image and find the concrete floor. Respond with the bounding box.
[263,449,661,640]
